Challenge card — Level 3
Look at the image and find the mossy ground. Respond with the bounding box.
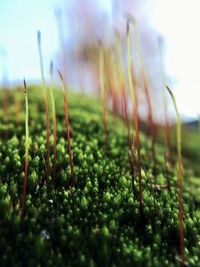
[0,87,199,267]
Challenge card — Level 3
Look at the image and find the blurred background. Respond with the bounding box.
[0,0,200,123]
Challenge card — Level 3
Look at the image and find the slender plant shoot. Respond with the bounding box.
[127,20,142,209]
[129,132,135,196]
[159,37,172,164]
[115,32,134,188]
[99,44,108,149]
[21,79,29,219]
[106,51,118,115]
[58,71,75,183]
[50,61,57,180]
[166,85,185,267]
[115,32,130,141]
[37,31,50,183]
[115,31,124,94]
[129,15,156,171]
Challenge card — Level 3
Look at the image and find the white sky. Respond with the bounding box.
[0,0,59,82]
[0,0,200,120]
[150,0,200,119]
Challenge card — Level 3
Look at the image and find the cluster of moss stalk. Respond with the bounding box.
[0,19,200,267]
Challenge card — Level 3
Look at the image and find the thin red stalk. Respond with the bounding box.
[21,153,28,219]
[122,88,131,147]
[121,91,126,122]
[122,87,136,195]
[102,93,108,148]
[37,31,50,183]
[92,65,99,95]
[44,96,50,183]
[128,15,156,172]
[143,77,156,171]
[64,95,74,178]
[122,88,135,194]
[158,36,172,165]
[99,45,108,149]
[112,91,119,115]
[50,61,57,180]
[55,8,68,79]
[166,85,185,267]
[127,20,142,209]
[53,115,57,179]
[58,71,74,181]
[178,160,185,267]
[131,133,135,166]
[21,79,29,219]
[115,31,125,118]
[133,104,142,209]
[165,103,172,164]
[129,132,135,195]
[107,63,119,115]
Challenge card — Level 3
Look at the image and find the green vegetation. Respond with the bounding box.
[166,85,185,267]
[0,87,200,267]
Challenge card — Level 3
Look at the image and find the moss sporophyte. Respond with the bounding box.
[58,71,75,184]
[37,31,50,183]
[0,86,200,266]
[0,24,200,267]
[128,14,156,172]
[126,19,142,210]
[99,43,108,149]
[20,79,29,218]
[166,85,185,267]
[50,61,57,180]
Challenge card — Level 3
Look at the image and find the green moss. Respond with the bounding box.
[0,87,199,267]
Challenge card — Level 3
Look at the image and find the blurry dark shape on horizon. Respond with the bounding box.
[183,120,200,132]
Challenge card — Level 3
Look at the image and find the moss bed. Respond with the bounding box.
[0,87,199,267]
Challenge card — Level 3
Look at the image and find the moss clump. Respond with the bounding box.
[0,87,200,267]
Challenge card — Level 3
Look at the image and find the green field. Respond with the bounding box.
[0,87,199,267]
